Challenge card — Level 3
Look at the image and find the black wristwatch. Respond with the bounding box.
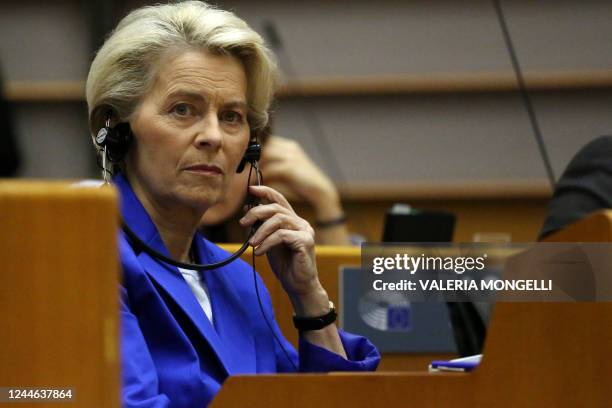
[293,301,337,332]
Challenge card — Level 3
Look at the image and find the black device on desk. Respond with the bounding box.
[382,204,455,242]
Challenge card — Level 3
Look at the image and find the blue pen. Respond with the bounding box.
[429,354,482,372]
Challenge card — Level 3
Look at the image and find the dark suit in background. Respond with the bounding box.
[0,65,20,176]
[540,135,612,240]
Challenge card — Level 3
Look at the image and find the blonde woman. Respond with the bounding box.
[86,2,379,407]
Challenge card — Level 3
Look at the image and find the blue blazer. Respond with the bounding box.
[115,174,380,407]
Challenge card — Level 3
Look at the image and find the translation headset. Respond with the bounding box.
[95,114,264,271]
[96,113,299,371]
[95,113,298,371]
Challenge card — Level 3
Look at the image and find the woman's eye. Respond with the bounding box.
[221,111,243,124]
[171,103,193,117]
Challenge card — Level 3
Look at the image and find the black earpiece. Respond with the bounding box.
[95,120,133,163]
[97,116,260,172]
[236,138,261,173]
[238,134,264,230]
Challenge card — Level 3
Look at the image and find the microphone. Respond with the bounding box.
[492,0,556,190]
[442,1,559,357]
[261,20,347,183]
[261,21,283,51]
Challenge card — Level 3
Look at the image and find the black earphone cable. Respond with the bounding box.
[252,250,299,372]
[246,162,298,371]
[122,222,252,271]
[122,163,262,271]
[120,160,298,370]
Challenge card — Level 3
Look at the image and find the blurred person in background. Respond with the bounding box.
[200,122,352,245]
[539,135,612,240]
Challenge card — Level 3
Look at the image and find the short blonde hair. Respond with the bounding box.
[86,1,277,151]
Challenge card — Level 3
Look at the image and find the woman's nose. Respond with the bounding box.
[194,113,223,149]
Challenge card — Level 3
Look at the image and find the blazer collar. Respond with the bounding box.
[115,173,160,249]
[115,173,255,374]
[193,236,256,374]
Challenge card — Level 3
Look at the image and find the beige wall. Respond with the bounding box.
[1,0,611,186]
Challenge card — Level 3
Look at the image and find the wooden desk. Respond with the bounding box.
[542,210,612,242]
[212,211,612,407]
[212,301,611,407]
[0,181,120,407]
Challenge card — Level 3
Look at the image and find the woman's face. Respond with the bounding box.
[200,163,250,225]
[126,49,250,216]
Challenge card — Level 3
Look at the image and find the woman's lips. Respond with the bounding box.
[184,164,224,176]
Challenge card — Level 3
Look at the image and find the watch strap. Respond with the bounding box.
[293,301,337,331]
